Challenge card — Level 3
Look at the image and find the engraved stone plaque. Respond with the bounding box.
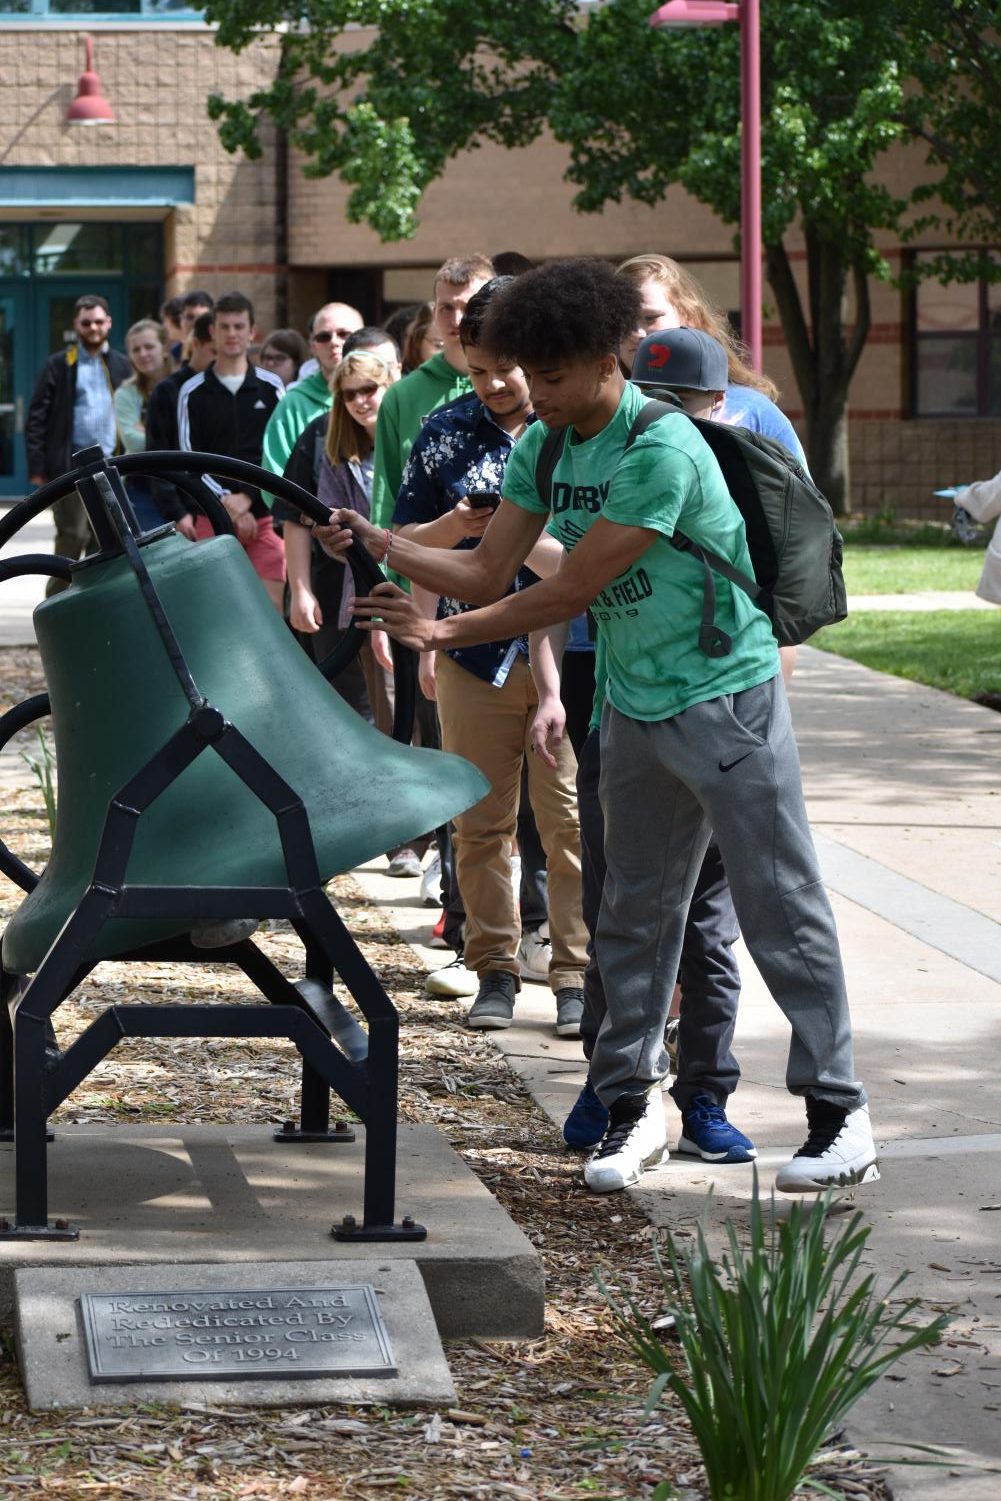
[80,1286,396,1383]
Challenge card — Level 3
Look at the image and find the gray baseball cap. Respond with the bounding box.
[631,326,728,392]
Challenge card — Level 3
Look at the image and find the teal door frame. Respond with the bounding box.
[0,282,31,498]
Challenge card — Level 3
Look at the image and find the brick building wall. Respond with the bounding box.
[0,26,283,329]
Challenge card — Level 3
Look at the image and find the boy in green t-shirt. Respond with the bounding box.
[316,259,878,1201]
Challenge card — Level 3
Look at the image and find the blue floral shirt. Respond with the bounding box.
[393,392,537,686]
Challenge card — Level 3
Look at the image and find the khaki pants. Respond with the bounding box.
[435,651,587,991]
[45,492,95,597]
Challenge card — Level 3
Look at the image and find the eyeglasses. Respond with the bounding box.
[341,383,380,404]
[312,329,356,343]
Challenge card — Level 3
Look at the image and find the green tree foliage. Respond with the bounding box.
[203,0,1001,511]
[203,0,574,242]
[901,0,1001,285]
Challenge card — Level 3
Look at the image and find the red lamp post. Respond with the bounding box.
[648,0,761,372]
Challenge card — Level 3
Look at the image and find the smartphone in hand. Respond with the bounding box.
[467,491,502,511]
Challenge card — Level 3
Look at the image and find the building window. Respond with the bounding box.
[912,250,1001,418]
[1,1,203,17]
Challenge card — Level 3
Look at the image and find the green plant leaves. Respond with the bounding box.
[600,1175,949,1501]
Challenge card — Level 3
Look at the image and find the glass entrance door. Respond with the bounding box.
[0,286,29,497]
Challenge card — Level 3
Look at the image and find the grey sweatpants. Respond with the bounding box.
[593,673,865,1113]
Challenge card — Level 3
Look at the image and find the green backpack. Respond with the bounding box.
[534,397,847,657]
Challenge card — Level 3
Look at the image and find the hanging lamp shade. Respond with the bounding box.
[66,36,116,124]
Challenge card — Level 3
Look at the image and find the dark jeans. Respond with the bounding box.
[575,726,741,1110]
[560,648,597,758]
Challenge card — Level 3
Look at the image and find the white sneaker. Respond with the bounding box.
[420,851,442,907]
[386,847,422,878]
[775,1098,880,1193]
[426,954,479,998]
[518,928,552,982]
[584,1086,668,1193]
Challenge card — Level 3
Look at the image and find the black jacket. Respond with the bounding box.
[145,364,195,521]
[177,363,285,518]
[25,343,131,482]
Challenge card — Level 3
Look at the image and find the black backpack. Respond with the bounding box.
[535,397,847,656]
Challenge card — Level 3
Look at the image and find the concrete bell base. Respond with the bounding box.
[0,1123,544,1344]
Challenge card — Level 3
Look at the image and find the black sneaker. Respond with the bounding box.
[466,970,518,1030]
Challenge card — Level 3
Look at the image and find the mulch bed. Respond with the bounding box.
[0,646,891,1500]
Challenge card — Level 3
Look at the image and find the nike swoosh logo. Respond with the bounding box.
[718,751,755,773]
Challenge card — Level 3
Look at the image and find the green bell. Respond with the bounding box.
[3,530,488,973]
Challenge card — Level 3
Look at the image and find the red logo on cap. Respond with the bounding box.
[646,342,671,369]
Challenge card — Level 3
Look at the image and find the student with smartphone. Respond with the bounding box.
[391,277,588,1036]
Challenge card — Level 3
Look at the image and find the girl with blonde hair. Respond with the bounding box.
[617,253,807,466]
[279,349,397,726]
[114,318,174,531]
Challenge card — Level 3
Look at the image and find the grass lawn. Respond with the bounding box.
[812,609,1000,703]
[841,543,984,595]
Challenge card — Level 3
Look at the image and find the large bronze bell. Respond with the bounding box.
[3,502,486,974]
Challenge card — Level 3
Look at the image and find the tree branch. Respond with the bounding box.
[765,240,816,412]
[845,258,872,383]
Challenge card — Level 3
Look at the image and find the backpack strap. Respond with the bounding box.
[534,424,567,509]
[626,399,764,656]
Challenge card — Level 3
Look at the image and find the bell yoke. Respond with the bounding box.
[0,446,488,1242]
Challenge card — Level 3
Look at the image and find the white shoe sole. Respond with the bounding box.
[465,1012,514,1031]
[426,975,478,998]
[677,1136,758,1163]
[584,1144,668,1194]
[775,1158,880,1194]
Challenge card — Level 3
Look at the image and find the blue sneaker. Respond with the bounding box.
[677,1094,757,1163]
[563,1075,609,1150]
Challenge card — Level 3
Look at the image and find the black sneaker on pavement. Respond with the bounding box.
[775,1096,879,1193]
[466,970,518,1030]
[554,986,584,1038]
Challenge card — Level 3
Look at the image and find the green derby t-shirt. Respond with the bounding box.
[504,383,779,722]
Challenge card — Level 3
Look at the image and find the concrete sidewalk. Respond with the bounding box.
[356,646,1001,1500]
[0,505,51,648]
[849,590,995,611]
